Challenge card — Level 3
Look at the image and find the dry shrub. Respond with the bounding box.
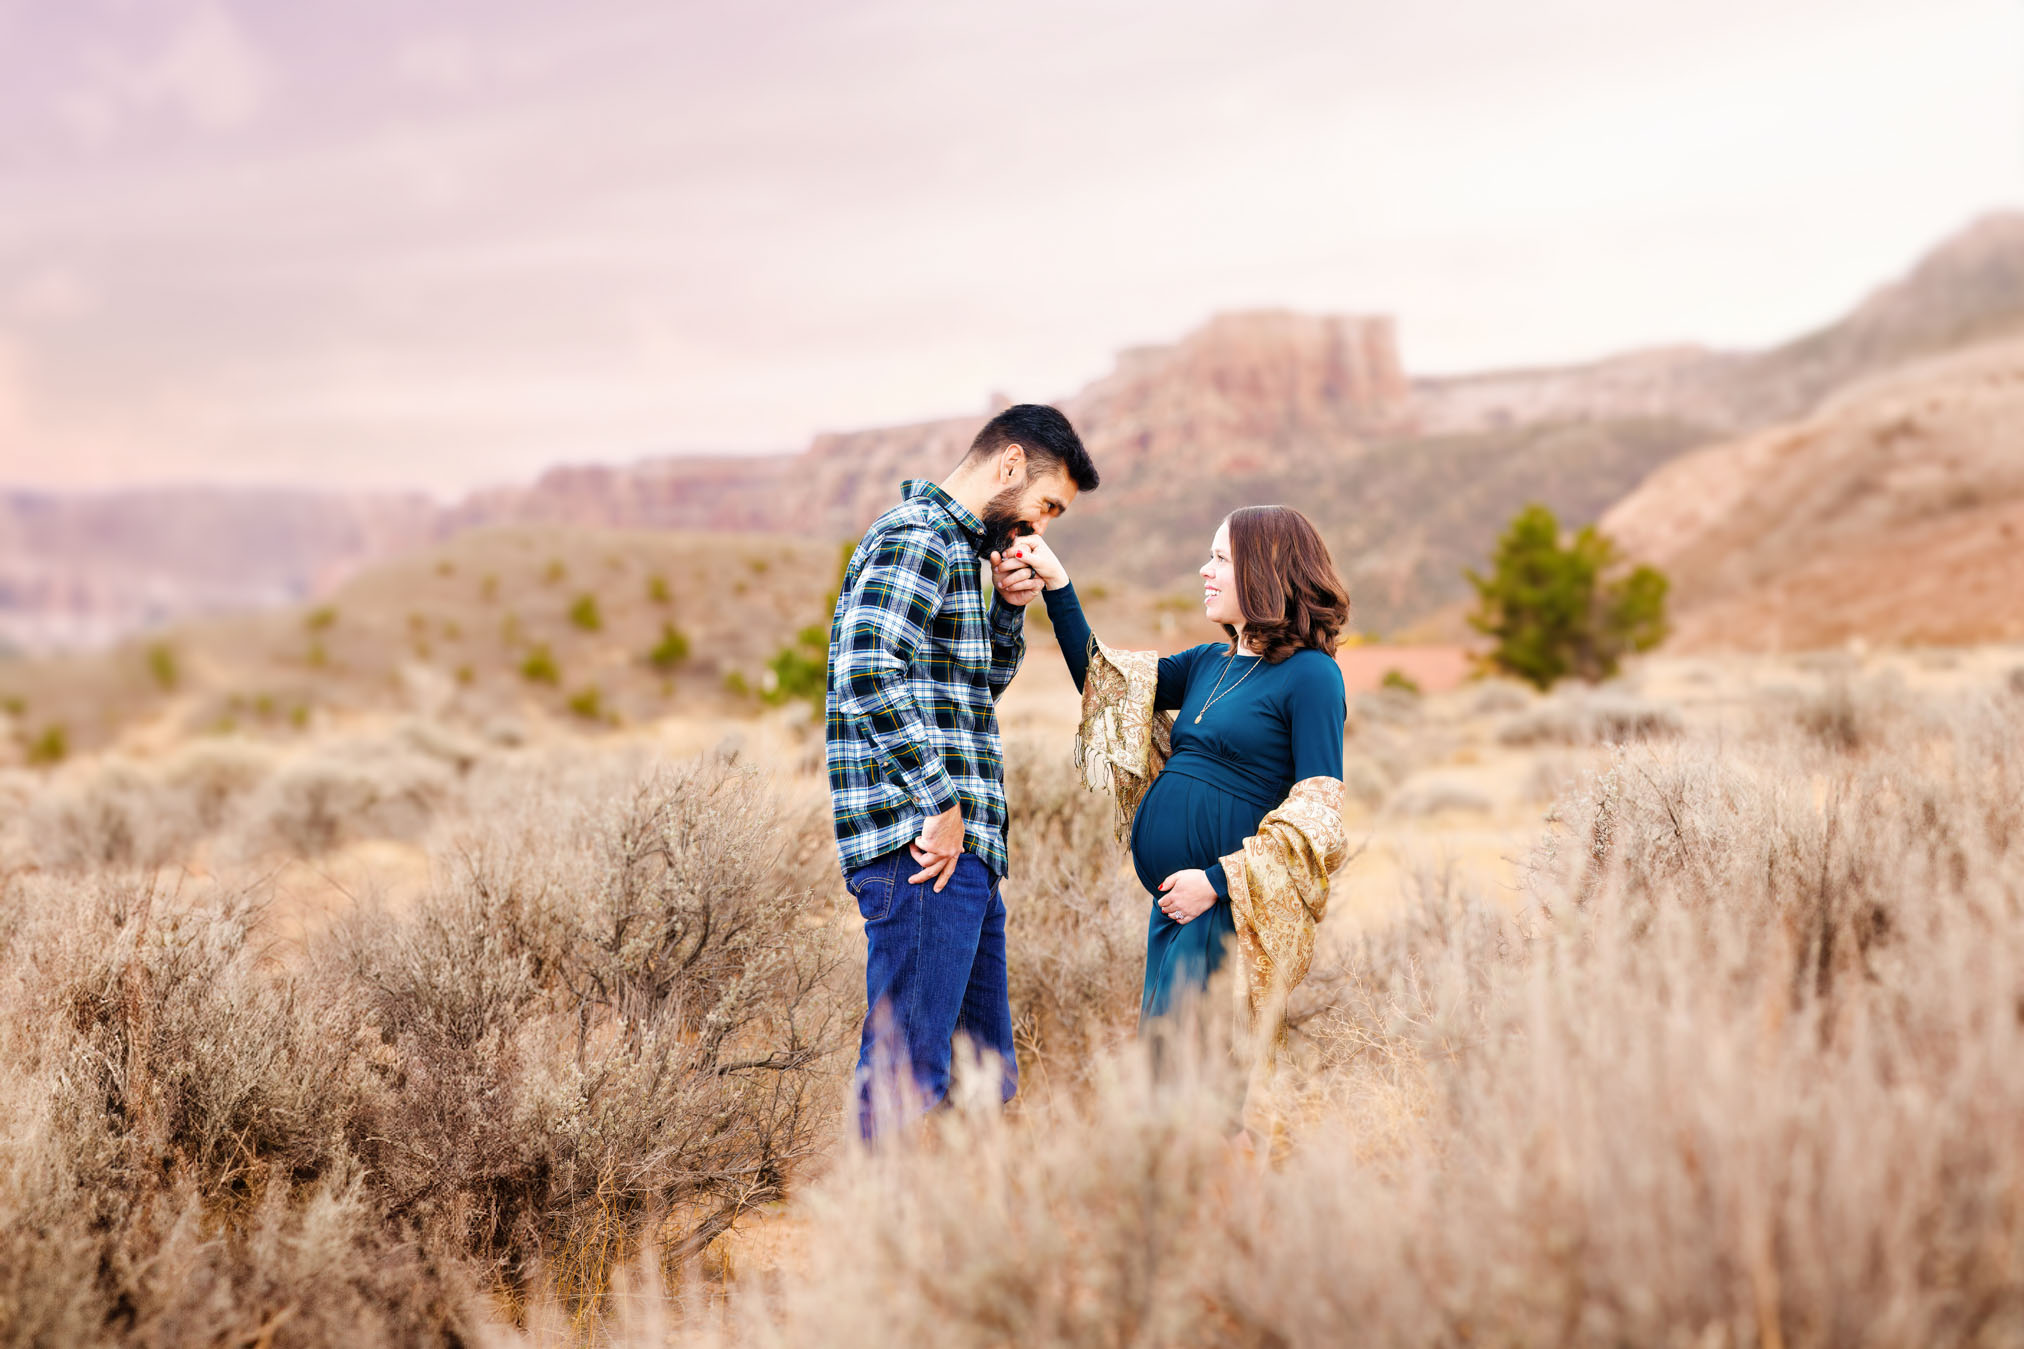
[712,1050,1238,1349]
[1786,669,1919,754]
[1382,773,1495,819]
[158,738,279,834]
[0,754,851,1345]
[0,874,463,1346]
[699,695,2024,1348]
[1340,755,1392,810]
[1353,685,1423,727]
[998,737,1145,1095]
[243,746,453,856]
[1497,689,1682,746]
[1468,678,1535,716]
[1346,719,1417,786]
[333,755,848,1309]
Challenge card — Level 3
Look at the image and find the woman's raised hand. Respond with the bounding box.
[1003,535,1069,591]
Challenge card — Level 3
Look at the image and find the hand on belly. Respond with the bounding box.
[1156,868,1218,924]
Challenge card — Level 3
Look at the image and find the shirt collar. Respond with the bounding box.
[903,479,990,553]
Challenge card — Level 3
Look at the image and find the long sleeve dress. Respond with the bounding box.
[1042,583,1347,1022]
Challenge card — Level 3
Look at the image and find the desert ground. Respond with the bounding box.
[4,605,2021,1345]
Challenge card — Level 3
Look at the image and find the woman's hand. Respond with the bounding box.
[1002,535,1069,591]
[1157,869,1219,924]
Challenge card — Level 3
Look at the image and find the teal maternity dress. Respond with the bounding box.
[1041,584,1346,1023]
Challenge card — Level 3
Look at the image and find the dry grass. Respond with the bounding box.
[0,754,850,1345]
[690,681,2024,1348]
[4,657,2022,1346]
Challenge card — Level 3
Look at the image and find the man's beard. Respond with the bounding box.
[979,482,1032,556]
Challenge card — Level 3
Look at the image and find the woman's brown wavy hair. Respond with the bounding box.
[1223,505,1352,663]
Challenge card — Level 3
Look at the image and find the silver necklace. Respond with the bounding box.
[1194,647,1262,724]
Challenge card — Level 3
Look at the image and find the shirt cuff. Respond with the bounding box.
[901,760,960,817]
[988,594,1026,640]
[1205,859,1230,899]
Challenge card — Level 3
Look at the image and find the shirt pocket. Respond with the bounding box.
[927,596,992,683]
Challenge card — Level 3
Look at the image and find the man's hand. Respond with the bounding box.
[1003,536,1069,591]
[988,548,1045,608]
[908,802,965,892]
[1156,869,1219,924]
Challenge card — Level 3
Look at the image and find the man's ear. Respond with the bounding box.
[999,442,1026,483]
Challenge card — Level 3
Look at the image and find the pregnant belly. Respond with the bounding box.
[1129,769,1270,896]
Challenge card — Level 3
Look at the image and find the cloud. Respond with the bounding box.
[394,31,481,95]
[0,334,27,444]
[139,2,273,131]
[50,2,274,145]
[14,268,97,323]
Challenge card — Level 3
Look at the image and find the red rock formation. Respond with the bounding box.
[1065,310,1412,489]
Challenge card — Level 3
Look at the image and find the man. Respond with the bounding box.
[826,403,1100,1138]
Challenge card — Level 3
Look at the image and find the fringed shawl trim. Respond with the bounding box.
[1071,636,1171,846]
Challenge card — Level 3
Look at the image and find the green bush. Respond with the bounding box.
[1380,668,1422,696]
[759,543,859,712]
[765,625,829,709]
[520,644,560,686]
[567,594,603,632]
[723,670,751,697]
[565,686,604,721]
[646,574,671,605]
[648,623,691,671]
[145,642,179,692]
[305,605,338,633]
[1466,503,1669,691]
[26,723,67,766]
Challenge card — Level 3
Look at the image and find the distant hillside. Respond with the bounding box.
[6,212,2021,651]
[1602,335,2024,650]
[0,526,842,762]
[1051,417,1712,635]
[0,523,1204,763]
[0,488,438,651]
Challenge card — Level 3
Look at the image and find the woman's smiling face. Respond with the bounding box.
[1201,519,1241,626]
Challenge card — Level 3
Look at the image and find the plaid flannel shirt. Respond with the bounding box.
[826,479,1026,877]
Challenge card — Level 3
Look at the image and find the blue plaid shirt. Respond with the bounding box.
[826,480,1026,877]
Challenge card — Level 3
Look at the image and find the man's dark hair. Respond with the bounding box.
[965,404,1099,492]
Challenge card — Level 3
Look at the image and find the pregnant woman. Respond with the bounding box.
[1002,507,1351,1067]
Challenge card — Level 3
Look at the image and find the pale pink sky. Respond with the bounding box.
[1,0,2019,495]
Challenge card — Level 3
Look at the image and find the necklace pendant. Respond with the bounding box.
[1193,713,1202,724]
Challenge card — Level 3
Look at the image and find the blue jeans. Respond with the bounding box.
[849,847,1017,1138]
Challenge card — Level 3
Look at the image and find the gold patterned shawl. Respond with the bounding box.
[1072,637,1348,1120]
[1071,639,1171,843]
